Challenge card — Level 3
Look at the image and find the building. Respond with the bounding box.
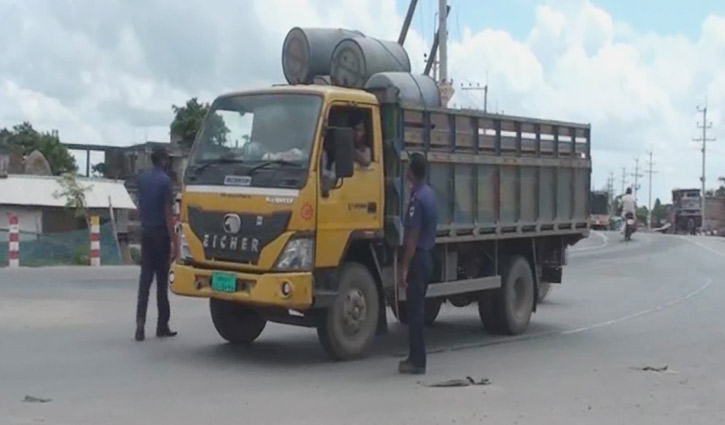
[104,141,188,200]
[0,174,136,241]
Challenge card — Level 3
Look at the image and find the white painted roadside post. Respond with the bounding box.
[8,214,19,268]
[90,216,100,267]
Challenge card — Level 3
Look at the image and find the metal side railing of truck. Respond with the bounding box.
[363,91,591,338]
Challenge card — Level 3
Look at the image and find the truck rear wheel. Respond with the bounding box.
[209,298,266,345]
[317,263,380,360]
[478,256,534,335]
[392,298,442,326]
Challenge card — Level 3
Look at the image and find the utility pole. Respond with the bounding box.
[438,0,447,83]
[631,157,643,204]
[423,6,449,79]
[460,83,488,112]
[646,151,657,228]
[621,167,627,195]
[694,104,716,230]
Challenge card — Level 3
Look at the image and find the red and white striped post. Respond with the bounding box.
[90,216,100,267]
[8,214,19,268]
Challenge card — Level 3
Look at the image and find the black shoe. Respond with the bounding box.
[156,328,178,338]
[135,327,145,342]
[399,360,425,375]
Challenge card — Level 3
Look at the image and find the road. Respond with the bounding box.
[1,232,725,424]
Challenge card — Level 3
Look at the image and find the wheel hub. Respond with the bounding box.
[342,289,367,334]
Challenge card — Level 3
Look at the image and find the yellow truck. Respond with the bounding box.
[170,83,591,360]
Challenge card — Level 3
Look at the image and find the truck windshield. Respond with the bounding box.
[186,93,322,187]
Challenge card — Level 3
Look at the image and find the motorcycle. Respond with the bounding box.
[624,212,636,241]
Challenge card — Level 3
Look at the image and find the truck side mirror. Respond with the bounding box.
[327,127,354,179]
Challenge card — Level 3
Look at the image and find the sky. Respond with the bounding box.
[1,0,724,203]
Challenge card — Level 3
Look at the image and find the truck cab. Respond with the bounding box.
[171,86,386,357]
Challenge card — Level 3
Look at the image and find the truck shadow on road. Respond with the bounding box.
[172,309,568,369]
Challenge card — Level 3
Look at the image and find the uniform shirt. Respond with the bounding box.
[621,194,636,215]
[138,166,171,229]
[405,183,437,250]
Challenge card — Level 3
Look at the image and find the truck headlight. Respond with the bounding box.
[274,237,314,271]
[179,231,192,261]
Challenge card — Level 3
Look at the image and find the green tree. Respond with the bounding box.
[0,122,76,174]
[54,172,91,228]
[170,97,229,148]
[715,177,725,198]
[636,205,648,224]
[651,198,668,227]
[91,162,107,177]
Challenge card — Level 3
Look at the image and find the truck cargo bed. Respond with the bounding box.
[377,101,591,246]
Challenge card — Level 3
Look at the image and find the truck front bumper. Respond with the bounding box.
[170,263,313,309]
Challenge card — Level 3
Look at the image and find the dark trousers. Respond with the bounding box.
[136,226,171,330]
[406,249,433,368]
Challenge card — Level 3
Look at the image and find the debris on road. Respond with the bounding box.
[422,376,491,388]
[23,395,51,403]
[630,364,669,373]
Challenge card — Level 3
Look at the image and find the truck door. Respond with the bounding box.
[315,104,383,268]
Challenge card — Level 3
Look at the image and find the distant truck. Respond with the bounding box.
[590,190,610,230]
[671,188,701,234]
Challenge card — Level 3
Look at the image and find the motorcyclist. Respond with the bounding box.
[621,188,636,217]
[620,188,636,236]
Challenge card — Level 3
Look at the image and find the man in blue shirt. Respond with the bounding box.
[135,147,179,341]
[399,153,437,374]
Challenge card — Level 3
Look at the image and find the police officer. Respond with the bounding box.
[399,153,437,375]
[135,147,179,341]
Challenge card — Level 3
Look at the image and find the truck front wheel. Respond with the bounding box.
[317,262,380,360]
[478,256,534,335]
[209,298,266,345]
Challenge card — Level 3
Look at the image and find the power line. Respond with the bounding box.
[694,103,716,229]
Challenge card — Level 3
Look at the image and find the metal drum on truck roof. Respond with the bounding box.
[364,72,441,108]
[330,37,411,89]
[312,75,331,85]
[282,27,364,84]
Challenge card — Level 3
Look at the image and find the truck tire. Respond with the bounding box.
[317,262,380,360]
[538,282,552,303]
[392,298,442,326]
[478,256,534,335]
[209,298,266,345]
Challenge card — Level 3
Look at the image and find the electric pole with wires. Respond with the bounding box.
[631,158,643,203]
[646,151,657,228]
[694,104,716,230]
[460,77,488,112]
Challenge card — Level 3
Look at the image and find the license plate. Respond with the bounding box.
[211,272,237,292]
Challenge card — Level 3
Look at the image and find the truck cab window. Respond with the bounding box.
[327,106,374,167]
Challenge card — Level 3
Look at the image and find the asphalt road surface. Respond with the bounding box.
[2,232,725,424]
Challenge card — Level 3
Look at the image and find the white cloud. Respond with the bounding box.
[0,0,724,201]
